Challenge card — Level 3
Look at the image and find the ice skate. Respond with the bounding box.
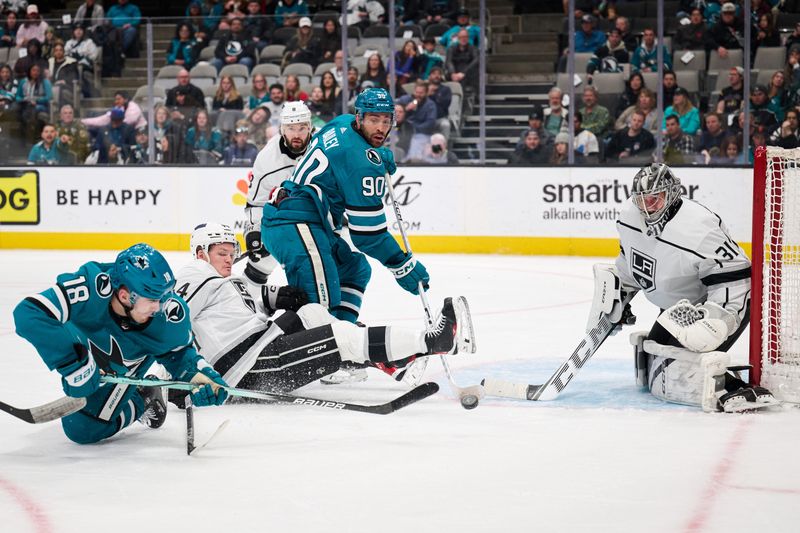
[137,376,168,429]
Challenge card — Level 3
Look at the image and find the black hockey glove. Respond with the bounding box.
[244,228,266,260]
[263,284,309,313]
[610,302,637,336]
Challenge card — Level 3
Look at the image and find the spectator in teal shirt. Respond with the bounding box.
[275,0,309,28]
[439,8,481,48]
[186,109,224,160]
[632,28,672,73]
[107,0,141,55]
[662,87,700,135]
[28,123,69,165]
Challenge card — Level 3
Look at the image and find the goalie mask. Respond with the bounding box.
[631,163,682,232]
[280,101,313,154]
[191,222,241,260]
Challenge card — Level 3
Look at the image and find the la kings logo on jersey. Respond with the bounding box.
[630,248,656,291]
[366,148,382,166]
[164,298,185,323]
[95,273,112,298]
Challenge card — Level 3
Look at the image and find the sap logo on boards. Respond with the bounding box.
[0,170,39,224]
[56,189,161,206]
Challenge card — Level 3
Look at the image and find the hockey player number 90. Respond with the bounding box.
[362,176,385,197]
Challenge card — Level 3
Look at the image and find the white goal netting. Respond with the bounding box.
[760,147,800,402]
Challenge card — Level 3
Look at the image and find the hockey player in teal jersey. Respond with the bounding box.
[261,87,430,324]
[13,243,229,444]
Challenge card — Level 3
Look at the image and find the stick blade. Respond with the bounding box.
[0,397,87,424]
[384,382,439,414]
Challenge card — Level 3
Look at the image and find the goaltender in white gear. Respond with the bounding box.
[174,223,474,394]
[588,163,778,412]
[242,101,314,287]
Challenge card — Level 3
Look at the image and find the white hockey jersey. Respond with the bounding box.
[614,198,751,327]
[176,260,277,385]
[245,135,304,227]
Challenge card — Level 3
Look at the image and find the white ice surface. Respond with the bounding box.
[1,251,798,533]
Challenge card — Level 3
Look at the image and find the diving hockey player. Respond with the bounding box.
[260,87,430,326]
[173,223,473,393]
[243,101,314,288]
[587,163,778,412]
[13,244,229,444]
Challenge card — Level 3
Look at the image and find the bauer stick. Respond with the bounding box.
[102,375,438,415]
[481,292,636,401]
[384,172,484,409]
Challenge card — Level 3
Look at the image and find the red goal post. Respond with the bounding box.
[750,146,800,402]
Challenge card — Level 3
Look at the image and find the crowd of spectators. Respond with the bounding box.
[0,0,481,165]
[511,0,800,165]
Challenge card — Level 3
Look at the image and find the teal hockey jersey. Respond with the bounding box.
[14,261,207,384]
[263,114,406,266]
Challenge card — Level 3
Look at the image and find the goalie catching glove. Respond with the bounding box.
[656,299,738,352]
[586,264,636,335]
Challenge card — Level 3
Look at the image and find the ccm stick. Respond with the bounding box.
[482,293,635,401]
[384,173,484,409]
[102,375,439,415]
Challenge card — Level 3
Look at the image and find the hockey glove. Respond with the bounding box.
[243,226,264,259]
[263,284,309,313]
[388,253,429,295]
[58,344,100,398]
[189,367,229,407]
[377,147,397,175]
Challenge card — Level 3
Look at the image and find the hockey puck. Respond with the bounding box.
[460,394,479,410]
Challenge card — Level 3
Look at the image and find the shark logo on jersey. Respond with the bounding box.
[95,273,112,298]
[164,298,185,323]
[630,248,656,291]
[134,255,149,270]
[89,336,124,370]
[366,148,382,166]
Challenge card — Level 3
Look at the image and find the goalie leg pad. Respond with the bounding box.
[241,325,342,392]
[644,340,729,412]
[586,264,624,333]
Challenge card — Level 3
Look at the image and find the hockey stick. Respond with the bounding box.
[101,375,439,415]
[481,292,636,401]
[233,250,252,265]
[384,173,484,409]
[185,396,230,456]
[0,396,87,424]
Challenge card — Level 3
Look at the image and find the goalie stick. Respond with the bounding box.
[481,292,635,401]
[384,173,484,408]
[101,375,439,415]
[0,396,87,424]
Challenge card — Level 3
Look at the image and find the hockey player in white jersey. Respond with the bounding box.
[242,101,314,288]
[587,163,778,412]
[173,223,474,397]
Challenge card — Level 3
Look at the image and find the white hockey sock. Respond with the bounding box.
[330,322,426,364]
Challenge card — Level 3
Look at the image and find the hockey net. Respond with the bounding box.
[750,146,800,403]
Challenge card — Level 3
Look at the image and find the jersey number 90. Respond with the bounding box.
[362,176,385,197]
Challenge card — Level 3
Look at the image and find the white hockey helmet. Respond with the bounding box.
[190,222,240,260]
[280,101,312,129]
[631,163,682,226]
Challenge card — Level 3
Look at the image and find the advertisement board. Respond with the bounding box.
[0,166,753,256]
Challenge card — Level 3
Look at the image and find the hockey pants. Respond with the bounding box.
[262,222,371,323]
[61,382,146,444]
